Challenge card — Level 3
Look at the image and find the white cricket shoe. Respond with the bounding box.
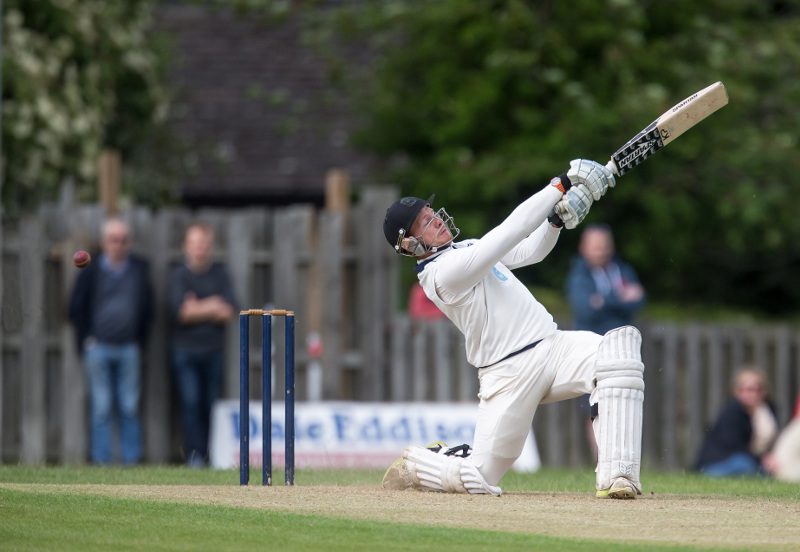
[382,441,449,490]
[596,477,639,499]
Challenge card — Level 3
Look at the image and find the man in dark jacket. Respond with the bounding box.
[68,218,153,464]
[567,224,645,335]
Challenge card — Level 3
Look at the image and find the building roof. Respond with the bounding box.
[156,4,376,206]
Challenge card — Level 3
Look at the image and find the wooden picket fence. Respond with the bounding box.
[1,188,798,469]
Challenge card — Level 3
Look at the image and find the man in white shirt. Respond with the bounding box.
[382,159,645,499]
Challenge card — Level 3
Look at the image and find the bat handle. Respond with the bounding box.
[606,159,620,176]
[547,208,564,228]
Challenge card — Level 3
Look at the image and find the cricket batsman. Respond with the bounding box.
[381,159,644,499]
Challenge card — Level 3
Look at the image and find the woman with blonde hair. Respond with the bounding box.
[695,366,779,477]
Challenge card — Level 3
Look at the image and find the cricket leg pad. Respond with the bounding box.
[385,446,502,496]
[592,326,644,495]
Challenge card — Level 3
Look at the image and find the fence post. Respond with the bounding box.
[59,201,87,464]
[273,207,311,396]
[457,333,477,402]
[706,326,725,421]
[19,215,46,463]
[390,315,410,401]
[0,210,4,461]
[773,326,793,424]
[433,321,452,401]
[136,208,172,463]
[661,324,680,469]
[0,207,3,461]
[98,149,121,217]
[686,324,703,465]
[308,173,351,401]
[412,326,428,401]
[355,187,397,400]
[227,210,254,398]
[544,402,567,467]
[319,211,345,399]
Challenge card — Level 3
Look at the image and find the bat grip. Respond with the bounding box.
[547,208,564,228]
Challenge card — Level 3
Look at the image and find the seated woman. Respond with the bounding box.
[695,366,778,477]
[762,392,800,482]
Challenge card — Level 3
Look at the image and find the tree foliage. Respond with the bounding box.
[2,0,170,212]
[323,0,800,314]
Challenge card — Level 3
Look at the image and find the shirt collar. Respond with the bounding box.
[414,243,454,273]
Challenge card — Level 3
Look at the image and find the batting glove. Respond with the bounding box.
[554,185,593,229]
[567,159,616,201]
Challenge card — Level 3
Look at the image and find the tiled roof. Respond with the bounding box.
[156,4,376,205]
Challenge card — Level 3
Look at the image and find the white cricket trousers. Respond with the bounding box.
[470,330,603,485]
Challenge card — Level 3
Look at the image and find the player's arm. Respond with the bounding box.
[432,183,563,296]
[501,220,561,269]
[432,160,613,298]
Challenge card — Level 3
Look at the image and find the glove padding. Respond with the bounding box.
[554,185,593,229]
[567,159,616,201]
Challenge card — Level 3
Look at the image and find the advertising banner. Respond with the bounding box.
[210,400,540,472]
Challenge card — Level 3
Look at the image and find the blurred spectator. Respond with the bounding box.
[567,224,645,334]
[68,218,153,464]
[762,392,800,482]
[695,367,779,477]
[566,224,645,456]
[168,223,237,467]
[409,282,445,321]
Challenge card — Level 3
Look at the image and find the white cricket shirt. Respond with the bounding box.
[416,185,563,368]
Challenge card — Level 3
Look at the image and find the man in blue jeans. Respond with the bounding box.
[69,218,153,464]
[168,223,237,467]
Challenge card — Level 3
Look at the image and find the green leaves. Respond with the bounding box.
[2,0,169,211]
[325,0,800,314]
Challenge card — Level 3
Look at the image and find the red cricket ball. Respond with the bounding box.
[73,250,91,269]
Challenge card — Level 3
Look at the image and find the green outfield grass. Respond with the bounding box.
[0,486,688,552]
[1,465,798,551]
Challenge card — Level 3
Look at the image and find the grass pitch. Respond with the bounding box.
[1,465,798,551]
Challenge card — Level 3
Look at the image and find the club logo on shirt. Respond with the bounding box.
[492,266,508,282]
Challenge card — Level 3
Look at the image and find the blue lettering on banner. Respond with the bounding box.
[390,417,411,441]
[417,418,429,442]
[334,413,351,440]
[360,417,383,441]
[211,401,540,472]
[230,409,476,446]
[306,422,322,440]
[230,412,260,440]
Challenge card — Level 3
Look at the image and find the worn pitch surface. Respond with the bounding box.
[3,483,799,550]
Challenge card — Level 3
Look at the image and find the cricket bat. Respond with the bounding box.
[607,81,729,175]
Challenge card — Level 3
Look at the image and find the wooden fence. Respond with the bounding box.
[0,186,399,465]
[1,189,798,469]
[385,319,799,469]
